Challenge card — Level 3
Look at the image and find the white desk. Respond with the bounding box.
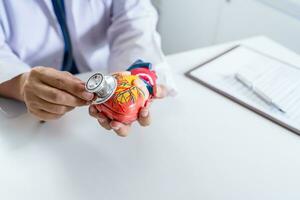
[1,36,300,200]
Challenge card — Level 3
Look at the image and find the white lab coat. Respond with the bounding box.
[0,0,176,95]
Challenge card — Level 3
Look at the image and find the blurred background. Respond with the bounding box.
[152,0,300,54]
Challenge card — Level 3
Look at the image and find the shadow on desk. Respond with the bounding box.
[0,97,27,118]
[0,115,43,150]
[0,97,42,149]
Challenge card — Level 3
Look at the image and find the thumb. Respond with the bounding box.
[154,84,168,99]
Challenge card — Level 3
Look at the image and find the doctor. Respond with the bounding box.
[0,0,175,137]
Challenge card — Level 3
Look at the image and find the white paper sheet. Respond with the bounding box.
[190,45,300,133]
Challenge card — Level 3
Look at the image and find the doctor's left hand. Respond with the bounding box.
[88,84,167,137]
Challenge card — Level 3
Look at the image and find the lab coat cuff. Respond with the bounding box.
[153,61,178,97]
[0,63,30,84]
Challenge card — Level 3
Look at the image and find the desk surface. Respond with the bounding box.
[1,36,300,200]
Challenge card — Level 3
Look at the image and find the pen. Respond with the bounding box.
[235,73,286,113]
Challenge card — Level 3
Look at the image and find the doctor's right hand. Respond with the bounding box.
[18,67,94,121]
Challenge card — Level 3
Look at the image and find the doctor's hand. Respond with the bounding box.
[88,84,167,137]
[18,67,94,121]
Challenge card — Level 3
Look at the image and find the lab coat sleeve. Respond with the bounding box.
[0,24,30,84]
[107,0,177,96]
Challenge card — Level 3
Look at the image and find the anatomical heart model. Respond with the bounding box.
[85,60,157,124]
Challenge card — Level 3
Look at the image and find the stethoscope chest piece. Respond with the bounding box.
[85,73,117,104]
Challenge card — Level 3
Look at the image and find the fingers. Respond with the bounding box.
[95,111,112,131]
[138,106,151,127]
[88,105,98,118]
[22,67,94,121]
[32,82,87,107]
[134,84,168,127]
[89,106,150,137]
[135,84,167,127]
[32,67,94,101]
[89,105,131,136]
[110,121,131,137]
[31,96,74,115]
[98,115,112,130]
[89,106,111,130]
[29,108,64,121]
[25,94,74,121]
[154,84,168,99]
[112,71,131,76]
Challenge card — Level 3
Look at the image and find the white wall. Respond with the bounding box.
[215,0,300,54]
[153,0,222,54]
[154,0,300,55]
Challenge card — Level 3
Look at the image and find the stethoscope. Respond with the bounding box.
[85,73,117,104]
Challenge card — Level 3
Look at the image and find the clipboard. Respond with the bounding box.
[185,45,300,135]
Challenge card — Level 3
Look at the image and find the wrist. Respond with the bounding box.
[0,72,28,102]
[17,72,28,102]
